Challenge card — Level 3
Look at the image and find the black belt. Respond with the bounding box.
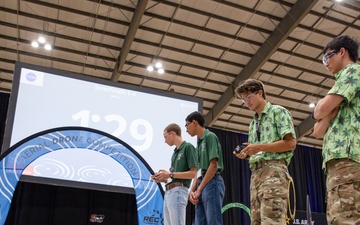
[250,159,286,171]
[165,182,188,191]
[199,171,221,179]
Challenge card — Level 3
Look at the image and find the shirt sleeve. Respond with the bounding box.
[185,142,197,168]
[328,65,360,104]
[206,132,221,161]
[274,106,296,140]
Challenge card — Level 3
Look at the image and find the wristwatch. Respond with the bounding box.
[169,172,174,179]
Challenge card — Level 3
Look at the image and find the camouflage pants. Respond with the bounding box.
[250,162,291,225]
[326,159,360,225]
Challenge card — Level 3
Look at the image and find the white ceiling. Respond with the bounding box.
[1,0,359,148]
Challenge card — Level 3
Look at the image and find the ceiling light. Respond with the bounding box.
[147,65,154,72]
[155,62,162,68]
[309,103,315,108]
[38,37,46,44]
[31,41,39,48]
[147,62,165,74]
[158,68,164,74]
[44,44,52,50]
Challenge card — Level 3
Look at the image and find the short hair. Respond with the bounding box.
[164,123,181,136]
[323,35,359,63]
[185,111,205,127]
[235,79,266,100]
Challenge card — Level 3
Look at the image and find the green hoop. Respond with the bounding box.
[221,202,251,218]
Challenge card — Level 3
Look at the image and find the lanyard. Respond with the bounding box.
[255,117,261,142]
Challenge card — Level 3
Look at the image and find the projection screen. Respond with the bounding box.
[1,62,202,192]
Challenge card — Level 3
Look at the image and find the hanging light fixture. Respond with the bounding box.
[147,61,165,74]
[31,36,52,51]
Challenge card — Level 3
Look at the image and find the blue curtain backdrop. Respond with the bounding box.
[0,92,326,225]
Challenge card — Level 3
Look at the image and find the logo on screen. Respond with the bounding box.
[26,72,37,82]
[143,210,163,224]
[20,68,44,86]
[89,214,105,223]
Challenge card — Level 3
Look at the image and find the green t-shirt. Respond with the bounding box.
[248,102,296,167]
[322,63,360,172]
[196,129,223,174]
[167,141,196,187]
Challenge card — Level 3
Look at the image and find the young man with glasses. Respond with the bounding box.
[185,111,225,225]
[234,78,297,225]
[151,123,197,225]
[312,35,360,225]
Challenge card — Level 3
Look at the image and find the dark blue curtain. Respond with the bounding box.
[288,145,326,213]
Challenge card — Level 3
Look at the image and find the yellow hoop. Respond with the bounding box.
[288,177,296,220]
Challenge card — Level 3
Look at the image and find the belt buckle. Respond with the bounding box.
[255,161,264,170]
[255,161,260,170]
[166,182,185,191]
[166,183,174,191]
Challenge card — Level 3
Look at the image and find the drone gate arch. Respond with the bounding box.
[0,127,164,224]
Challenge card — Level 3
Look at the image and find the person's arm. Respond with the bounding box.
[313,94,343,120]
[189,174,199,205]
[155,167,196,181]
[173,166,197,179]
[313,107,339,139]
[241,133,296,157]
[313,119,330,139]
[191,158,218,200]
[198,158,218,191]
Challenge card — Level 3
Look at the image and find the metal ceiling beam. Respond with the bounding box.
[0,6,335,81]
[204,0,319,126]
[111,0,148,82]
[0,17,334,84]
[0,88,11,93]
[295,114,315,140]
[0,29,331,99]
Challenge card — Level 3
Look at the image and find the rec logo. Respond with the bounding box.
[89,214,105,223]
[143,210,163,224]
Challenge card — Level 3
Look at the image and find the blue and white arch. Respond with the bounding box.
[0,127,164,224]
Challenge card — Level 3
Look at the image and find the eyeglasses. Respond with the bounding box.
[322,49,339,65]
[240,91,258,103]
[164,133,170,139]
[185,122,191,129]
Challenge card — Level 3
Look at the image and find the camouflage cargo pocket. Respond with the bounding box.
[262,197,286,218]
[337,183,357,212]
[327,182,360,224]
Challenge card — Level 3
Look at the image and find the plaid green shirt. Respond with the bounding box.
[248,102,296,167]
[322,63,360,173]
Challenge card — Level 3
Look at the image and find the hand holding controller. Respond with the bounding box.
[234,144,250,159]
[234,144,246,154]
